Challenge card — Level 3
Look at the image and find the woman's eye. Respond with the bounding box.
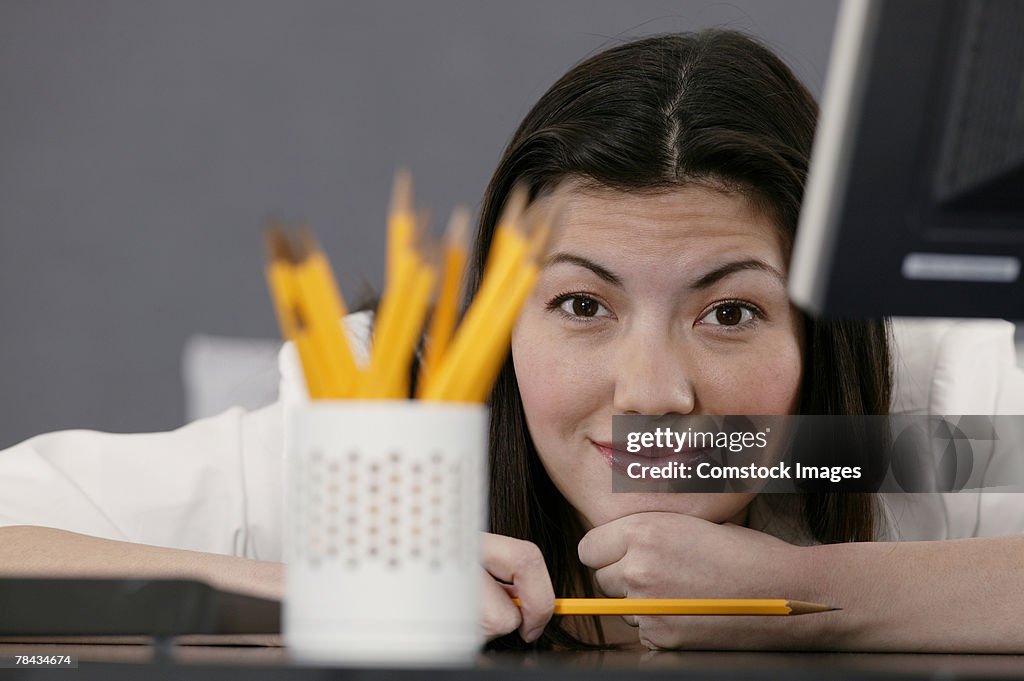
[699,302,758,327]
[552,295,610,320]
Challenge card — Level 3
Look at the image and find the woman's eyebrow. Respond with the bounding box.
[542,253,783,291]
[691,259,785,289]
[543,252,624,288]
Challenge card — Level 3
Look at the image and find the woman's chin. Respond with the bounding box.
[578,492,754,529]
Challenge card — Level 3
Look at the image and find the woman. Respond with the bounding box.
[472,30,887,650]
[2,30,1023,654]
[473,30,1024,653]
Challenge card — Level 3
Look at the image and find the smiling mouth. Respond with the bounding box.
[591,440,721,475]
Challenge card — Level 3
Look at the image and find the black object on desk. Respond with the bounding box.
[0,578,279,636]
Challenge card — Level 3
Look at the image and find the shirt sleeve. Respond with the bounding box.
[881,319,1024,540]
[0,402,284,559]
[0,311,374,561]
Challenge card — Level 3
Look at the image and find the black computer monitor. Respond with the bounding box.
[788,0,1024,319]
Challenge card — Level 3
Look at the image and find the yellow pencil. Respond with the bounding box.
[480,187,527,283]
[263,228,326,399]
[263,174,556,405]
[387,169,416,291]
[451,198,555,402]
[513,598,837,616]
[382,261,436,398]
[293,229,361,398]
[419,206,470,393]
[363,249,418,397]
[263,228,300,345]
[420,190,529,402]
[461,256,538,403]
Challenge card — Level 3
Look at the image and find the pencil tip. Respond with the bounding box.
[414,208,432,245]
[445,205,471,247]
[787,600,837,615]
[502,184,530,231]
[296,226,319,260]
[264,223,295,262]
[389,167,414,217]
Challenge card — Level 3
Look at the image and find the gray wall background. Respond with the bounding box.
[0,0,840,448]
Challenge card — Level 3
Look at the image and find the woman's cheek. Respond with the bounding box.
[513,340,584,431]
[700,337,802,414]
[755,338,803,412]
[511,318,608,446]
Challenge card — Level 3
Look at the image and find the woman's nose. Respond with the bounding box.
[611,332,696,416]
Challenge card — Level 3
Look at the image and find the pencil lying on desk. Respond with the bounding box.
[514,598,837,616]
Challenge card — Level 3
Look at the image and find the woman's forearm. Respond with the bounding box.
[0,525,283,601]
[801,535,1024,652]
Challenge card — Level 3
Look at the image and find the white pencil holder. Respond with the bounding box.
[283,400,488,666]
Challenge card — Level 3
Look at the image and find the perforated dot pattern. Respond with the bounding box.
[290,444,480,571]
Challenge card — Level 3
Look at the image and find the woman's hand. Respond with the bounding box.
[480,532,555,643]
[577,512,824,650]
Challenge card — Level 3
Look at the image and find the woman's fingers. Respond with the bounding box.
[592,564,638,628]
[480,533,555,642]
[592,562,625,598]
[480,567,523,641]
[578,516,633,569]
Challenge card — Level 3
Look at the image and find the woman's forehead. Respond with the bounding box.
[544,184,786,263]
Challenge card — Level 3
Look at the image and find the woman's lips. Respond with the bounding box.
[591,440,719,476]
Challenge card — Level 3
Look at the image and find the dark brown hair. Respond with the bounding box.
[467,31,891,650]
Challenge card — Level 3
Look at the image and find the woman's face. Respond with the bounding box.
[510,184,803,530]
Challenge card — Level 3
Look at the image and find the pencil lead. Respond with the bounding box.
[420,240,444,279]
[500,184,530,236]
[444,205,471,250]
[521,189,566,265]
[414,207,432,252]
[787,600,837,615]
[389,167,414,221]
[296,225,320,262]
